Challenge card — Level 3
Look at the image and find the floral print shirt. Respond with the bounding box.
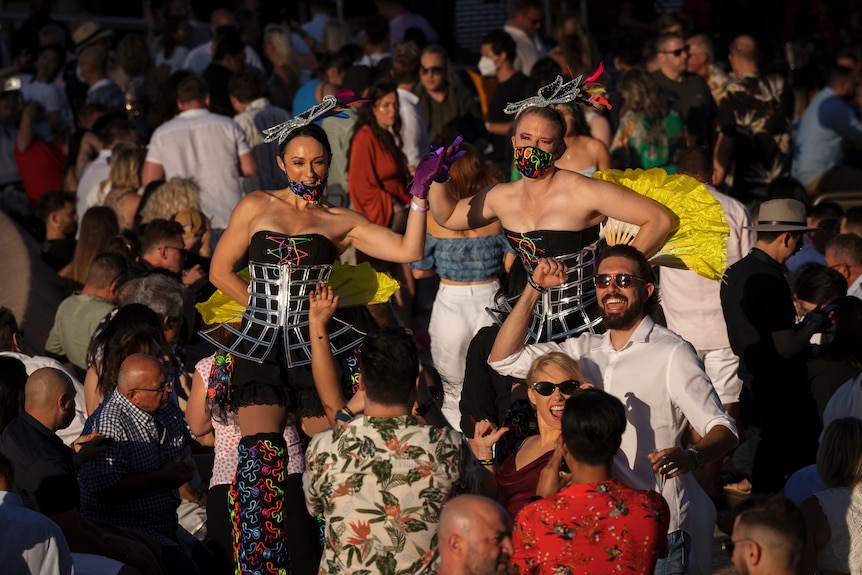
[303,415,478,574]
[610,110,685,172]
[512,480,670,575]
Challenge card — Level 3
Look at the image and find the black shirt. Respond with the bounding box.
[0,413,78,516]
[651,69,717,150]
[487,72,534,167]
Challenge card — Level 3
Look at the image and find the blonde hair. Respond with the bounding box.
[525,352,584,386]
[107,141,143,191]
[817,417,862,488]
[137,177,202,224]
[264,24,298,71]
[323,19,353,54]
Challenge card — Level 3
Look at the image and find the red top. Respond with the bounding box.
[14,139,65,212]
[512,480,670,575]
[348,124,408,227]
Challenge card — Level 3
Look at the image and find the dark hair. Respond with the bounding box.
[86,252,129,290]
[819,296,862,365]
[767,177,809,207]
[364,14,390,46]
[67,207,120,286]
[162,16,189,59]
[176,74,209,104]
[37,190,75,221]
[0,451,14,490]
[529,57,563,90]
[98,325,165,399]
[0,307,18,352]
[139,219,184,254]
[481,30,517,63]
[792,263,847,305]
[228,71,261,103]
[314,50,352,81]
[37,44,65,79]
[561,388,626,465]
[0,356,26,434]
[350,82,406,175]
[809,201,843,224]
[278,123,333,160]
[675,147,712,184]
[93,111,134,146]
[827,233,862,266]
[732,495,806,569]
[159,70,194,122]
[596,244,660,315]
[104,231,142,264]
[391,41,420,85]
[829,65,856,88]
[359,327,419,406]
[213,27,244,62]
[116,33,152,78]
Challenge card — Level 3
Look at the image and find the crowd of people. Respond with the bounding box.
[1,0,862,574]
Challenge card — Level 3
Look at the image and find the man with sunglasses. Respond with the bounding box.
[721,199,831,495]
[651,32,717,150]
[78,354,216,575]
[131,218,206,289]
[490,244,737,575]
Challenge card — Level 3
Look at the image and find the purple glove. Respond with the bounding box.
[408,146,445,199]
[433,135,467,183]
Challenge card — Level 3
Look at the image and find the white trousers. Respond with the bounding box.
[429,281,500,432]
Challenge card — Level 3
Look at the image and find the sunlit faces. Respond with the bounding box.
[161,235,187,274]
[463,510,514,575]
[277,135,330,187]
[56,201,79,236]
[372,91,399,129]
[595,256,654,330]
[511,112,561,155]
[658,37,689,76]
[419,52,446,93]
[527,363,577,428]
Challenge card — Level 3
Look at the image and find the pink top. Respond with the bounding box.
[195,356,305,488]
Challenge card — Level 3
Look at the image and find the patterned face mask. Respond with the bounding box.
[288,176,327,204]
[514,146,555,179]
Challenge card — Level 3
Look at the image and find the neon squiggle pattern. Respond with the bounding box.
[230,434,288,575]
[507,231,545,270]
[265,235,313,266]
[514,146,555,179]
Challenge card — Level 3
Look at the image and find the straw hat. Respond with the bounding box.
[73,20,113,54]
[745,199,819,232]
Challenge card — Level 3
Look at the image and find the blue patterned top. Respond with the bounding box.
[410,232,514,282]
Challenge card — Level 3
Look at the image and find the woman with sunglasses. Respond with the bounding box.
[469,351,587,520]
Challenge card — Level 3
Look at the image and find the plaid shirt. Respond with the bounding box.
[78,389,190,547]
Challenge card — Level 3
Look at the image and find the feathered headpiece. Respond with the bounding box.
[503,63,611,117]
[262,94,367,144]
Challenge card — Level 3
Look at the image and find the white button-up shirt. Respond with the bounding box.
[490,316,737,575]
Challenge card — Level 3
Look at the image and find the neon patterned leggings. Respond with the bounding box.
[230,433,289,575]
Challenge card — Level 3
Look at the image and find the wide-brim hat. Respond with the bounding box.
[73,20,113,54]
[745,198,819,232]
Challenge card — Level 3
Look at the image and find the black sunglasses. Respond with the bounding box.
[420,65,444,75]
[593,273,645,288]
[660,45,690,57]
[531,380,580,396]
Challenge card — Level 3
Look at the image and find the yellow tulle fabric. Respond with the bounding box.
[593,168,729,281]
[196,261,400,325]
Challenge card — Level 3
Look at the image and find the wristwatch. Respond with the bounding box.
[687,448,704,469]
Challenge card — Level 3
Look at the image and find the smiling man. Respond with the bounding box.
[489,244,737,575]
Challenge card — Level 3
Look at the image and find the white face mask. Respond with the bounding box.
[75,64,85,84]
[478,56,497,78]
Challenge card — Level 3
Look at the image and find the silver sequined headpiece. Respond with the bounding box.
[503,74,584,117]
[262,94,366,144]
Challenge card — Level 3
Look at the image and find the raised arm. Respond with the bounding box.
[428,180,498,231]
[308,285,348,426]
[582,177,677,258]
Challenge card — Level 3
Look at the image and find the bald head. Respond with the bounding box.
[439,495,512,574]
[25,368,73,411]
[24,368,77,432]
[117,354,163,394]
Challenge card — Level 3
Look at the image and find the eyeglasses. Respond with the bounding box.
[531,380,580,396]
[721,538,758,556]
[593,273,646,289]
[660,45,690,57]
[131,380,172,394]
[420,65,444,75]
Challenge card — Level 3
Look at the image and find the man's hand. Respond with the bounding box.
[72,432,114,465]
[532,257,568,290]
[648,447,695,480]
[182,263,207,287]
[157,461,194,488]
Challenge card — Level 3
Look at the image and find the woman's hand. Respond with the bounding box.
[309,284,338,328]
[468,419,509,460]
[535,440,570,498]
[532,257,568,289]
